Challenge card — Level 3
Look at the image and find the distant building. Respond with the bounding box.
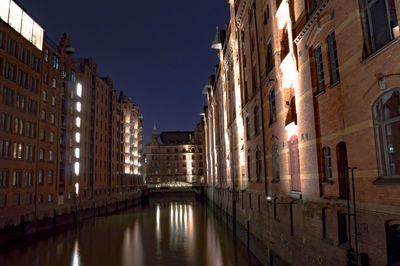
[146,122,204,185]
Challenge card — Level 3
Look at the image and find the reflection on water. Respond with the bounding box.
[0,198,261,266]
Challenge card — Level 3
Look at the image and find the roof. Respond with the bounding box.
[159,131,194,145]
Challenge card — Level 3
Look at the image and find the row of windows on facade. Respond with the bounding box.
[0,33,41,72]
[0,191,74,208]
[0,140,35,161]
[1,113,36,138]
[0,60,39,92]
[3,87,38,115]
[150,161,204,168]
[0,169,55,188]
[150,168,203,176]
[150,154,203,161]
[151,148,203,154]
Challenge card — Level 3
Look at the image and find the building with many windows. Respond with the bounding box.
[203,0,400,265]
[0,1,144,236]
[146,122,204,185]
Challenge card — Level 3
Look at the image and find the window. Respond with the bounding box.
[38,170,44,184]
[13,143,23,159]
[12,193,20,206]
[26,122,36,138]
[42,91,47,102]
[29,77,38,93]
[25,193,32,205]
[3,87,14,106]
[39,149,44,160]
[38,194,43,203]
[1,113,12,132]
[288,135,301,192]
[0,170,8,187]
[31,55,40,72]
[0,194,6,208]
[50,132,54,143]
[359,0,398,57]
[256,146,262,182]
[49,151,53,161]
[41,110,46,121]
[48,194,53,202]
[7,37,17,57]
[266,40,273,73]
[0,140,10,158]
[254,105,260,135]
[12,171,21,187]
[272,142,280,181]
[373,88,400,178]
[28,99,37,115]
[386,222,400,264]
[269,89,277,124]
[50,114,55,124]
[52,78,57,88]
[327,31,340,85]
[17,70,27,88]
[48,170,53,184]
[323,146,333,180]
[14,118,24,135]
[338,211,348,244]
[40,129,45,141]
[71,70,76,82]
[52,55,60,70]
[25,145,34,161]
[4,62,15,81]
[25,171,33,187]
[44,48,49,62]
[315,45,325,93]
[16,94,25,111]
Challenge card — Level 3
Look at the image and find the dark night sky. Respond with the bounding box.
[17,0,229,144]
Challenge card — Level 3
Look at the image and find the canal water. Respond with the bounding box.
[0,196,262,266]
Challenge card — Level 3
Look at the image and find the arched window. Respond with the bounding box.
[272,141,280,181]
[372,88,400,178]
[256,146,262,182]
[323,146,333,180]
[386,221,400,264]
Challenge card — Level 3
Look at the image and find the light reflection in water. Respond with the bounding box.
[123,220,144,266]
[71,240,80,266]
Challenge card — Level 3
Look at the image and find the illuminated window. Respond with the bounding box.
[76,83,82,97]
[52,55,59,70]
[74,162,80,176]
[74,148,80,159]
[76,117,81,128]
[76,102,81,112]
[75,132,80,143]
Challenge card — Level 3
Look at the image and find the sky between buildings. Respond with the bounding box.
[17,0,229,144]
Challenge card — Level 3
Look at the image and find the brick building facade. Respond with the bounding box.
[146,122,205,185]
[0,1,144,233]
[203,0,400,265]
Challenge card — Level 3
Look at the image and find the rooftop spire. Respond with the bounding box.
[153,123,157,135]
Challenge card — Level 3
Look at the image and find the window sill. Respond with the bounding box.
[321,180,333,185]
[289,191,302,200]
[373,177,400,185]
[314,90,326,98]
[329,80,340,89]
[361,37,400,64]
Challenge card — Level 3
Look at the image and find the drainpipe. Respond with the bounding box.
[252,0,269,196]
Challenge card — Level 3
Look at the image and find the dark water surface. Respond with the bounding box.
[0,197,262,266]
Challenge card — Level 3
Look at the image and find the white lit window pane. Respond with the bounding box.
[76,102,81,112]
[76,117,81,128]
[75,132,80,143]
[76,83,82,97]
[0,0,11,22]
[9,1,22,33]
[74,148,80,159]
[74,162,80,176]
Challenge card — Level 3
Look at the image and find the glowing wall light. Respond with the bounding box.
[76,83,82,97]
[75,182,79,196]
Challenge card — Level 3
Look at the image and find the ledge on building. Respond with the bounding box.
[373,177,400,185]
[321,180,333,185]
